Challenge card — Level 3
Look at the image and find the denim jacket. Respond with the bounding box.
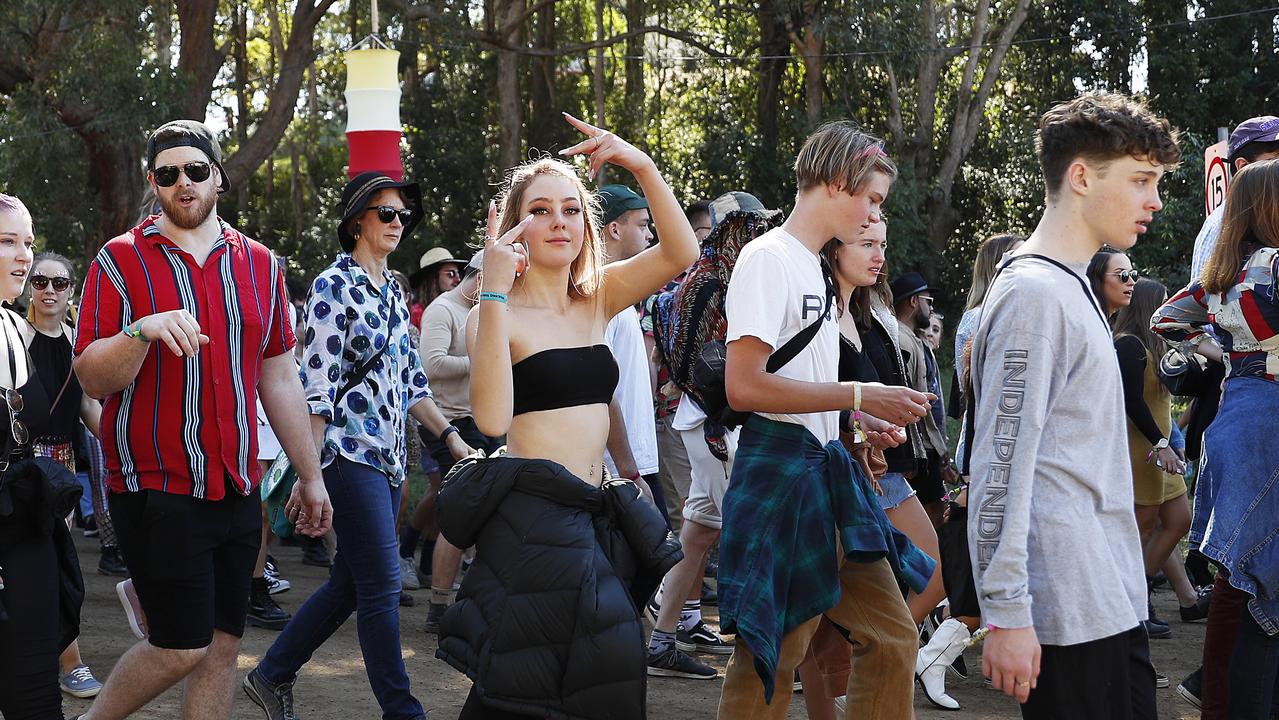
[1191,376,1279,635]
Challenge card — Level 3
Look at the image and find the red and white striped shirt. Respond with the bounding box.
[75,216,295,500]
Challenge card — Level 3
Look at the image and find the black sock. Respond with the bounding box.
[400,526,422,559]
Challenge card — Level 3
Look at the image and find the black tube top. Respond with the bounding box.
[511,344,620,416]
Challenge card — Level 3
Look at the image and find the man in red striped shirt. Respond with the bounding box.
[72,120,331,720]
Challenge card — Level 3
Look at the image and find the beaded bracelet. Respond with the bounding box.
[479,291,508,304]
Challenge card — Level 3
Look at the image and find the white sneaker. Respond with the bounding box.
[265,574,290,595]
[399,555,421,591]
[834,695,847,716]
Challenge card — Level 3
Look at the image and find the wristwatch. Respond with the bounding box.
[124,320,148,342]
[1153,437,1170,451]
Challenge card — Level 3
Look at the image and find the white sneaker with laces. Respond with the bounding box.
[399,555,421,591]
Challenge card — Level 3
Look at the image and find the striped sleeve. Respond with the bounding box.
[1151,281,1211,347]
[263,257,296,358]
[75,252,127,356]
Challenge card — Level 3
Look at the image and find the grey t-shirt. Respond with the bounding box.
[967,255,1146,646]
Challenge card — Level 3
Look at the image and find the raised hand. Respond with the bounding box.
[558,113,656,181]
[481,215,533,294]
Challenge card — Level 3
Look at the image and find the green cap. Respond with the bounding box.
[597,184,648,224]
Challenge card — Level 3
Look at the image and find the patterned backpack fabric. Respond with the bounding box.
[651,210,782,454]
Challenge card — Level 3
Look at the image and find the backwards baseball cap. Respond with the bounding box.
[708,191,781,228]
[146,120,231,193]
[1228,116,1279,161]
[597,184,648,224]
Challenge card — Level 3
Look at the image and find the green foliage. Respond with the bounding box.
[0,0,1275,310]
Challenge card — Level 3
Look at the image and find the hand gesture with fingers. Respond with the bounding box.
[559,113,656,181]
[132,309,211,357]
[481,215,534,294]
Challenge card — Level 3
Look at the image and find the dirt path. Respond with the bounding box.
[67,533,1203,719]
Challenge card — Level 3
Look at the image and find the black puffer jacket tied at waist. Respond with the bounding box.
[436,455,682,720]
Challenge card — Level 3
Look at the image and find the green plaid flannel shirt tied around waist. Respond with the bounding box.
[717,414,935,702]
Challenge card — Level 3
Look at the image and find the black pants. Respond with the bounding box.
[458,686,538,719]
[1020,625,1156,720]
[421,416,503,477]
[0,529,62,720]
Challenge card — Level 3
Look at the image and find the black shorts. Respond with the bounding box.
[109,483,261,650]
[420,416,503,477]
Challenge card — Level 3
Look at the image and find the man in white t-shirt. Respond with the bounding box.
[599,184,664,515]
[716,122,935,719]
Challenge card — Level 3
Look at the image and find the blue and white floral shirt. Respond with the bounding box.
[302,254,432,486]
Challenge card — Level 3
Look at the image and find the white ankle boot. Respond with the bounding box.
[915,617,970,710]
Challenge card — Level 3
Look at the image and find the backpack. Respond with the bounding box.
[651,211,833,429]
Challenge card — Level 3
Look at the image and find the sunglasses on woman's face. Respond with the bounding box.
[365,205,413,225]
[30,275,71,292]
[152,161,212,187]
[1110,269,1140,283]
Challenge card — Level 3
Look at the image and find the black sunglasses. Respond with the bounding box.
[30,275,71,292]
[153,161,212,187]
[365,205,413,225]
[1110,269,1141,283]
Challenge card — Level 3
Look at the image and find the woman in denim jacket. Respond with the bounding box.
[1153,159,1279,719]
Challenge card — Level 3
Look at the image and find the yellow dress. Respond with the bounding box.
[1126,346,1188,506]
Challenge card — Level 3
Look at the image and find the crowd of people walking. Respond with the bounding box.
[1,95,1277,720]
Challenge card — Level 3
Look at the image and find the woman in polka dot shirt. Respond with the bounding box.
[245,173,472,719]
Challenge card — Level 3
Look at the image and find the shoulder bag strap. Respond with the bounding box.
[765,256,837,373]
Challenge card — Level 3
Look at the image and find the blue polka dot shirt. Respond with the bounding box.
[302,254,433,486]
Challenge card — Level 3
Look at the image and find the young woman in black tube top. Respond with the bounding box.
[434,113,698,720]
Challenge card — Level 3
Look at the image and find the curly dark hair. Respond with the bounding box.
[1036,93,1182,197]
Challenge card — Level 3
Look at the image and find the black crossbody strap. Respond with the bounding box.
[765,256,837,373]
[333,281,397,407]
[960,253,1105,476]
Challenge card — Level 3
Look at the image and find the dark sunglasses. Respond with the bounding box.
[153,161,212,187]
[1110,269,1141,283]
[365,205,413,225]
[30,275,71,292]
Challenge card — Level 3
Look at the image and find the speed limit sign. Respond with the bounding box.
[1205,141,1230,216]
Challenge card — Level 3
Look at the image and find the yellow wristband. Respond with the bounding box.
[853,382,862,413]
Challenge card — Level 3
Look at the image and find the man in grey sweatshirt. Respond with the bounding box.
[968,93,1181,719]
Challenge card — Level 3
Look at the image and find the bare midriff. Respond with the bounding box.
[504,403,611,487]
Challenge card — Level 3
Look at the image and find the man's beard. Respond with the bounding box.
[159,188,217,230]
[914,307,931,331]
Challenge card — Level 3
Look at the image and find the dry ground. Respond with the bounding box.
[67,533,1204,719]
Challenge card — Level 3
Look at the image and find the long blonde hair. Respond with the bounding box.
[493,158,604,299]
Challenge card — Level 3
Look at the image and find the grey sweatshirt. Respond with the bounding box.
[967,255,1146,646]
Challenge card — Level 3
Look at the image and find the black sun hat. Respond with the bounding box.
[336,172,424,253]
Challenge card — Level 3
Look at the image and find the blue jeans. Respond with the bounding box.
[258,457,424,720]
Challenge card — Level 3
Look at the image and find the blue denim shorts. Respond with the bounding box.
[876,472,917,511]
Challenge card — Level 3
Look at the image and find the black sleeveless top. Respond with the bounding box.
[25,331,80,442]
[847,317,918,474]
[511,345,620,416]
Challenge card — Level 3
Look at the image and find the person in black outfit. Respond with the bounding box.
[24,252,106,699]
[0,193,84,720]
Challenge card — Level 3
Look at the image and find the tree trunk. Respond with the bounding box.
[494,0,524,170]
[787,1,824,128]
[623,0,644,138]
[753,0,789,206]
[154,0,174,68]
[234,1,249,222]
[592,0,607,185]
[174,0,225,119]
[528,0,557,153]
